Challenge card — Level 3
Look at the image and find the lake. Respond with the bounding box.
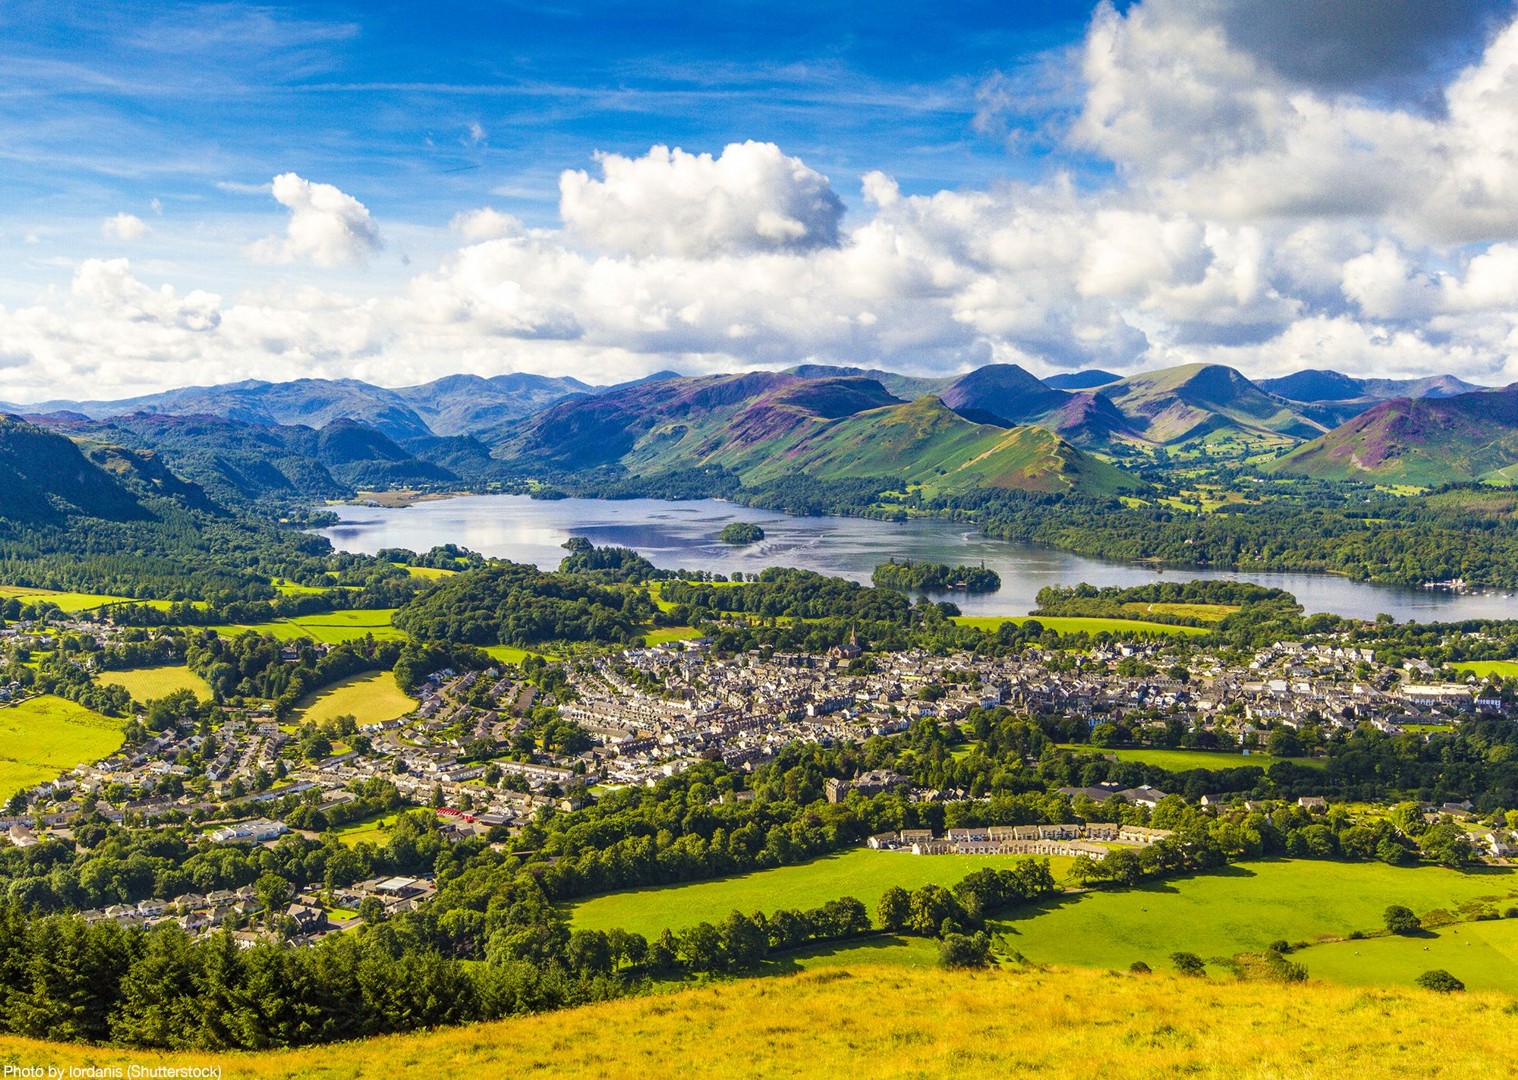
[318,495,1518,623]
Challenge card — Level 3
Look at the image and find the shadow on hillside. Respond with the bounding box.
[759,933,924,975]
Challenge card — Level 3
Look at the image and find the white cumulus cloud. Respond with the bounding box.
[248,172,382,267]
[559,141,845,257]
[101,213,150,241]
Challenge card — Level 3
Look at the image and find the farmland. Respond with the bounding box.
[1304,918,1518,993]
[1453,660,1518,679]
[950,615,1208,637]
[96,664,212,703]
[0,695,125,801]
[0,964,1513,1080]
[1054,745,1324,772]
[0,585,138,612]
[206,608,406,644]
[995,860,1518,977]
[290,671,415,728]
[567,848,1075,936]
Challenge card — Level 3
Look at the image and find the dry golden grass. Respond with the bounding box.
[0,964,1511,1079]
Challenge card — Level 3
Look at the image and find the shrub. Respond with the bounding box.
[1129,961,1151,974]
[1505,906,1518,919]
[1170,951,1206,977]
[1384,905,1421,935]
[1415,969,1465,993]
[1267,939,1290,953]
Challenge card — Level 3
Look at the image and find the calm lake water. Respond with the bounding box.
[318,495,1518,623]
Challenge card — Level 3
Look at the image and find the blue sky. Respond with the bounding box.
[3,0,1518,399]
[3,1,1096,229]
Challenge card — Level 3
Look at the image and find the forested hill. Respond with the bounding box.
[0,413,147,523]
[31,412,457,508]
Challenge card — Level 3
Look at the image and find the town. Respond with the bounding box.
[2,605,1512,946]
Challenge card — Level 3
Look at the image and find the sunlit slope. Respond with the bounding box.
[503,370,1139,495]
[1,965,1512,1079]
[1271,383,1518,485]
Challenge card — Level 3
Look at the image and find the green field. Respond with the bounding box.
[645,626,703,645]
[1304,918,1518,993]
[995,860,1518,976]
[1453,660,1518,679]
[0,585,136,612]
[97,664,211,703]
[483,644,557,664]
[400,565,456,580]
[292,671,414,727]
[330,811,401,847]
[1120,601,1238,623]
[567,848,1075,936]
[950,615,1207,637]
[0,695,126,800]
[1054,744,1324,772]
[206,608,405,644]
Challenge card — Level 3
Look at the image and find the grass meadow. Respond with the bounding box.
[567,848,1076,935]
[0,695,125,800]
[290,671,415,728]
[950,614,1208,637]
[330,811,402,847]
[995,860,1518,977]
[96,664,211,703]
[1304,917,1518,993]
[2,964,1515,1079]
[207,608,405,644]
[1054,744,1324,772]
[1453,660,1518,679]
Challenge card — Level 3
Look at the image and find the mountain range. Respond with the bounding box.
[6,361,1514,521]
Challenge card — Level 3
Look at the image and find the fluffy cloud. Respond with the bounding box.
[9,5,1518,401]
[559,141,845,257]
[248,173,382,267]
[101,213,149,241]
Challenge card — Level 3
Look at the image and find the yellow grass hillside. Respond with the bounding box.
[0,965,1512,1080]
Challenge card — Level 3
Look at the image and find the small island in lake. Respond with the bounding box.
[872,558,1001,593]
[718,522,765,545]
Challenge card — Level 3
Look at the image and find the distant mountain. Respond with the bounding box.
[392,373,593,436]
[1093,364,1327,446]
[0,414,147,523]
[784,364,953,401]
[498,370,1138,496]
[1269,384,1518,486]
[1044,369,1121,390]
[1259,369,1484,403]
[29,412,455,508]
[938,364,1069,426]
[11,372,597,444]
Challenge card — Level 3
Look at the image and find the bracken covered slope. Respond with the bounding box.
[0,964,1511,1080]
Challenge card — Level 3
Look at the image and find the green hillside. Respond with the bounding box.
[503,372,1138,496]
[1271,384,1518,485]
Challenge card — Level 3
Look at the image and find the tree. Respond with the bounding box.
[719,911,768,970]
[1170,951,1206,976]
[877,886,910,932]
[678,921,726,973]
[253,872,292,916]
[906,885,962,936]
[1419,823,1475,868]
[1383,905,1421,935]
[1415,969,1465,993]
[937,931,990,969]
